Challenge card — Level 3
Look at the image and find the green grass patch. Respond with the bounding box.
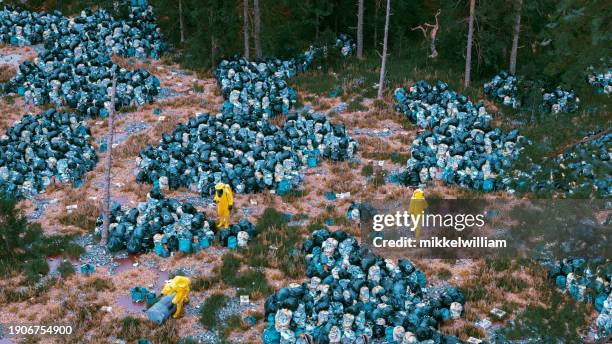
[281,189,306,203]
[501,289,590,342]
[242,208,305,278]
[495,275,528,293]
[199,294,229,329]
[347,96,367,112]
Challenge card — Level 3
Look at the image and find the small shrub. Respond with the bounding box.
[24,258,50,283]
[361,163,374,177]
[57,261,75,278]
[118,316,143,341]
[370,170,386,187]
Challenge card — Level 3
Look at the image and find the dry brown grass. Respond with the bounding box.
[0,64,13,83]
[115,132,155,159]
[57,187,101,232]
[120,182,150,201]
[269,114,286,127]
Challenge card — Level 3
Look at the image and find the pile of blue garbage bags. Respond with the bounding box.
[512,131,610,198]
[96,187,257,254]
[215,49,315,118]
[262,229,465,344]
[586,67,611,94]
[544,257,611,339]
[139,46,356,196]
[136,110,357,195]
[541,87,579,114]
[335,33,355,57]
[483,71,520,109]
[0,109,97,198]
[1,5,162,115]
[394,80,522,191]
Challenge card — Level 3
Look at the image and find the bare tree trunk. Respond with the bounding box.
[357,0,364,59]
[101,74,117,247]
[377,0,391,99]
[254,0,262,58]
[464,0,475,88]
[411,9,440,59]
[243,0,250,59]
[179,0,185,43]
[509,0,522,74]
[373,0,379,49]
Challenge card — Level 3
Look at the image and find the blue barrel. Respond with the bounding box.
[440,308,450,321]
[154,242,164,256]
[146,294,177,325]
[324,191,337,201]
[17,86,26,96]
[200,237,210,249]
[555,275,566,290]
[228,236,237,250]
[307,156,318,168]
[483,179,494,191]
[385,326,395,343]
[178,238,191,253]
[80,264,95,274]
[191,240,201,253]
[277,179,291,196]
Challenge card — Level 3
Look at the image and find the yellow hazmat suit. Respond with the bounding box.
[161,276,190,318]
[408,188,428,238]
[214,183,234,229]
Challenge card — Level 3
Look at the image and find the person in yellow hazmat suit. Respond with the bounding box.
[214,183,234,229]
[408,188,428,238]
[161,276,190,318]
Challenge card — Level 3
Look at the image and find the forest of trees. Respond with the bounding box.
[7,0,611,87]
[150,0,610,86]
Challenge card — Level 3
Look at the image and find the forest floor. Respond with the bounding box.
[0,44,599,343]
